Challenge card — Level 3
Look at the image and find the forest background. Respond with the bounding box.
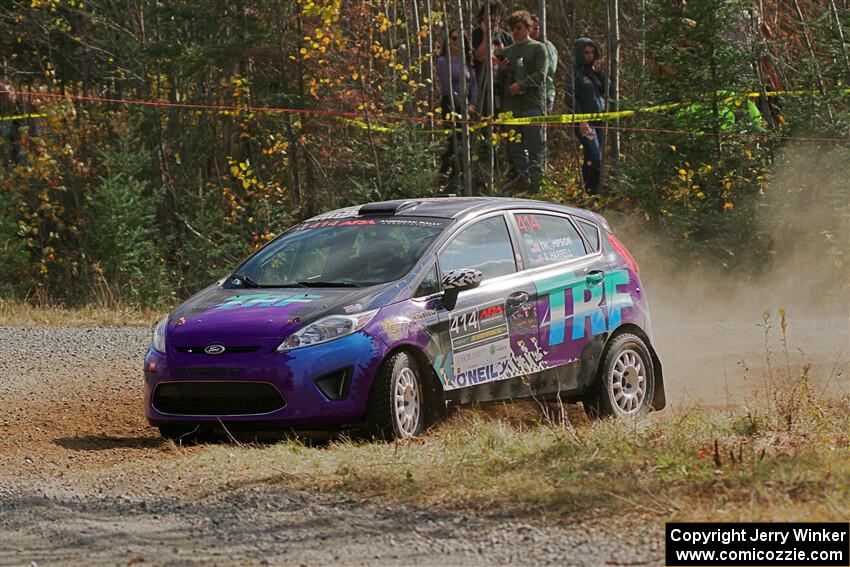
[0,0,847,308]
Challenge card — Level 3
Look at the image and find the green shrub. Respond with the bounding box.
[84,140,170,306]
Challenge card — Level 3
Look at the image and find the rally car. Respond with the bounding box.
[144,197,665,440]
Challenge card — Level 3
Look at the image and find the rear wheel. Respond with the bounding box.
[584,333,655,418]
[365,351,425,440]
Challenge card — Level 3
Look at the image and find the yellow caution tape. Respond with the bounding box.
[0,113,46,122]
[496,88,850,125]
[344,117,489,135]
[344,118,396,133]
[343,87,837,132]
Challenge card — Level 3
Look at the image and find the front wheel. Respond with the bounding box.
[365,351,425,440]
[584,333,655,418]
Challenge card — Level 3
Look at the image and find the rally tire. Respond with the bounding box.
[365,351,425,441]
[585,333,655,419]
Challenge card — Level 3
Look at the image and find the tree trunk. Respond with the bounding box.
[454,0,473,196]
[401,0,413,80]
[826,0,850,82]
[440,0,461,192]
[425,0,435,133]
[484,0,495,195]
[793,0,833,120]
[608,0,620,178]
[539,0,548,172]
[411,0,423,85]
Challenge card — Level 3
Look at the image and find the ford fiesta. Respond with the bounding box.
[144,197,665,441]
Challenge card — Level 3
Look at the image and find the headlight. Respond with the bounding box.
[152,317,168,353]
[276,309,379,352]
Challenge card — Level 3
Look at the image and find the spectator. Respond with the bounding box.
[0,85,40,166]
[471,1,512,113]
[0,84,26,165]
[436,29,478,180]
[497,10,548,192]
[529,15,558,114]
[565,37,606,194]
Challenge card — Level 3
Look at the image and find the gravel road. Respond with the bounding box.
[0,321,846,566]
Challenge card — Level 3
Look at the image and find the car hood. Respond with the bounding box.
[166,282,405,340]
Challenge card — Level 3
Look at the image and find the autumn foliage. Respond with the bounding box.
[0,0,847,306]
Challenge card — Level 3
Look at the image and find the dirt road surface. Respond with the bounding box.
[0,320,846,566]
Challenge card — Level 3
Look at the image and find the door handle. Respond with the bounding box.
[585,270,604,286]
[506,291,530,308]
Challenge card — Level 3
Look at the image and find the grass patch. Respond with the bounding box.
[0,299,162,327]
[150,396,849,522]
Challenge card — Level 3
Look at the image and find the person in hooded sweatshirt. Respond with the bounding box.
[565,37,606,194]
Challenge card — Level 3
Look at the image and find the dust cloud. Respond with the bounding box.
[608,143,850,406]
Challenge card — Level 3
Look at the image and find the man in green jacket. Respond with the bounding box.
[497,10,548,192]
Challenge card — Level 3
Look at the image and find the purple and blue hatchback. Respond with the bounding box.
[144,197,665,440]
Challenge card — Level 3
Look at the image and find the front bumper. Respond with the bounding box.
[144,332,387,429]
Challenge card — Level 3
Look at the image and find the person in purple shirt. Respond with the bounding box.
[436,29,478,179]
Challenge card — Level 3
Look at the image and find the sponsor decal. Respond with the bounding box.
[214,293,322,310]
[381,317,415,341]
[537,269,634,345]
[375,218,445,227]
[296,217,448,231]
[454,338,511,376]
[528,235,584,265]
[503,336,549,377]
[412,309,438,322]
[433,351,454,385]
[380,309,438,341]
[434,301,547,390]
[342,303,362,314]
[515,214,542,233]
[508,302,537,334]
[306,206,361,221]
[442,337,549,389]
[451,338,511,387]
[303,218,377,230]
[449,300,509,350]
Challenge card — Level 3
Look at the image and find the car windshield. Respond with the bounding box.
[226,216,450,288]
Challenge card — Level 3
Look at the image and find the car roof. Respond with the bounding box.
[307,197,605,225]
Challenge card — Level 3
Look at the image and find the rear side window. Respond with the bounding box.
[439,215,516,280]
[514,213,587,268]
[575,219,600,252]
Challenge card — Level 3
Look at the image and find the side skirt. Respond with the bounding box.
[445,365,582,405]
[444,335,608,406]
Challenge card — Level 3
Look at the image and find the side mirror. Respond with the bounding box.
[440,268,483,310]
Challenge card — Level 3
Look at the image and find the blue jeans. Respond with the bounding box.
[507,107,545,192]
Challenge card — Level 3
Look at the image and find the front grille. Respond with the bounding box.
[176,345,261,354]
[173,367,244,377]
[152,381,286,416]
